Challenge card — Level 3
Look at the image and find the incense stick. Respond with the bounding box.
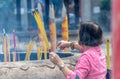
[25,40,35,60]
[6,35,9,61]
[106,40,111,70]
[62,16,69,52]
[13,30,17,61]
[43,42,47,59]
[37,47,42,60]
[3,33,7,62]
[8,37,11,62]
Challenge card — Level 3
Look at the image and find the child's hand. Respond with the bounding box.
[57,40,70,50]
[50,52,64,67]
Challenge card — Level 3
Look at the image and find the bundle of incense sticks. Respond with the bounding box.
[38,30,47,60]
[49,22,56,52]
[32,10,50,50]
[25,40,35,60]
[62,16,69,52]
[106,40,111,70]
[49,5,57,52]
[33,10,49,59]
[37,47,42,60]
[3,29,10,62]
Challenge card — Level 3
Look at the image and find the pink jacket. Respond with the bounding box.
[66,46,107,79]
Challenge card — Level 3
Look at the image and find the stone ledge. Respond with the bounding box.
[0,54,80,79]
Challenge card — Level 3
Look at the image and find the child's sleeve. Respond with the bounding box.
[66,54,91,79]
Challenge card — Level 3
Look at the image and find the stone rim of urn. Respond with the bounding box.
[0,52,80,79]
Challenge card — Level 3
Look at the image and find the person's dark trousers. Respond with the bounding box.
[106,69,111,79]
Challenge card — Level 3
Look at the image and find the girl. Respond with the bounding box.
[50,22,107,79]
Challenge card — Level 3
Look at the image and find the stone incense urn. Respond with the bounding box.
[0,52,80,79]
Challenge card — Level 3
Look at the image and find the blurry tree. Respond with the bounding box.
[44,0,49,29]
[27,0,33,31]
[16,0,22,31]
[100,0,111,31]
[74,0,80,26]
[100,0,111,11]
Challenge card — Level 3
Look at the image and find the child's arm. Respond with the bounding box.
[57,40,80,50]
[50,52,90,79]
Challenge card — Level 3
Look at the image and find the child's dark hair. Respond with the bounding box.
[79,22,103,46]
